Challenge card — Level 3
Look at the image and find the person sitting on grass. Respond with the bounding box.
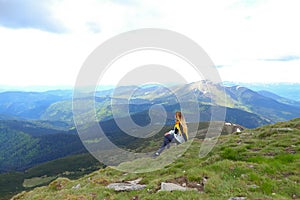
[154,111,188,157]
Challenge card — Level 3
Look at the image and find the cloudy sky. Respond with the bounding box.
[0,0,299,87]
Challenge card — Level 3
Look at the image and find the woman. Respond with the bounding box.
[154,111,188,156]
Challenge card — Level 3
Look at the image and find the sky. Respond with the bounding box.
[0,0,299,87]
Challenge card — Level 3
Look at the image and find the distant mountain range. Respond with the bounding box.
[223,81,300,101]
[1,81,299,126]
[0,81,300,173]
[257,90,300,108]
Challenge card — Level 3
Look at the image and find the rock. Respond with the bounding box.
[106,183,146,191]
[147,188,152,193]
[106,178,146,191]
[249,184,259,189]
[159,182,187,191]
[127,178,142,185]
[72,183,81,189]
[132,195,139,200]
[242,132,254,135]
[271,128,293,131]
[224,122,244,134]
[228,197,246,200]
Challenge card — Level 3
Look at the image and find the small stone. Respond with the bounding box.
[228,197,246,200]
[72,183,81,189]
[90,192,97,199]
[249,184,259,189]
[159,182,186,191]
[182,183,186,187]
[106,183,146,191]
[132,195,138,200]
[127,178,142,184]
[271,128,293,131]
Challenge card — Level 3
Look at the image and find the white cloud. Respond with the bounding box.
[218,59,300,83]
[0,0,299,86]
[98,49,204,86]
[0,27,99,86]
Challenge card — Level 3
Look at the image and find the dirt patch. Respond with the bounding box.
[282,172,294,178]
[250,148,261,152]
[263,152,276,156]
[285,147,296,154]
[48,178,70,191]
[92,177,110,185]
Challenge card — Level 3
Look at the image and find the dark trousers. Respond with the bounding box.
[157,134,174,154]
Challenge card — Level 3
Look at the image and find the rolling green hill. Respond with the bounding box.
[0,153,104,200]
[0,91,70,119]
[12,118,300,200]
[0,120,86,173]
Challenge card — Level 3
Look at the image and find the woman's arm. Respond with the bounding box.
[165,130,175,136]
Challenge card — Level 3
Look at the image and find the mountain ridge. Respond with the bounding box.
[1,81,299,126]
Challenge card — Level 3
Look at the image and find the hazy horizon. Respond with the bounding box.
[1,81,300,101]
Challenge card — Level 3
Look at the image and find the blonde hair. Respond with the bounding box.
[175,111,188,135]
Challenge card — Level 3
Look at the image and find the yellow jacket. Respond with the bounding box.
[174,121,188,141]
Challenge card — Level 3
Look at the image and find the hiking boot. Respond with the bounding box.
[152,152,160,158]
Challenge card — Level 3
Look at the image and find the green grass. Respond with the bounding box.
[23,176,56,188]
[12,118,300,200]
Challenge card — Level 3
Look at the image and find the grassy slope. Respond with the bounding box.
[12,119,300,200]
